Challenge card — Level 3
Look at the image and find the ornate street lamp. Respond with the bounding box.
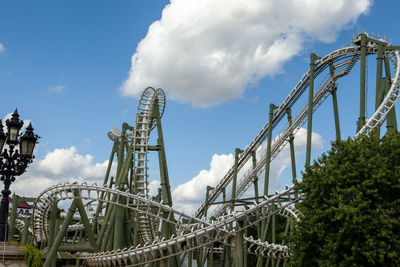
[0,109,38,241]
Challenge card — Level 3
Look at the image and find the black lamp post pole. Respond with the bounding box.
[0,156,13,241]
[0,110,38,241]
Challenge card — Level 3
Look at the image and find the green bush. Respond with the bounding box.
[291,132,400,266]
[23,244,42,267]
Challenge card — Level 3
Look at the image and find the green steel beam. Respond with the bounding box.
[375,44,385,136]
[204,186,214,219]
[21,217,29,244]
[357,33,367,131]
[92,142,118,233]
[43,199,78,267]
[306,53,316,167]
[287,108,297,183]
[231,148,243,213]
[74,194,98,251]
[331,85,341,141]
[264,103,277,195]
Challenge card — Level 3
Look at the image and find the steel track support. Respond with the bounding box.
[306,53,316,167]
[331,84,341,141]
[152,99,180,267]
[264,103,277,194]
[46,203,57,266]
[375,44,385,136]
[357,33,367,131]
[252,151,259,201]
[234,220,244,267]
[231,148,243,213]
[114,124,128,250]
[287,108,297,182]
[256,217,271,267]
[21,217,29,244]
[384,56,398,132]
[224,238,231,267]
[188,248,192,267]
[114,200,127,250]
[74,192,98,251]
[257,103,277,267]
[101,208,116,251]
[252,150,261,238]
[44,199,78,267]
[271,204,276,267]
[244,217,248,267]
[92,141,118,234]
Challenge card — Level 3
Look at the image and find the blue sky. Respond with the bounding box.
[1,0,400,213]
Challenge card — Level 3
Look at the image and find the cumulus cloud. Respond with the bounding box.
[172,153,234,214]
[0,43,4,53]
[172,128,323,215]
[12,147,113,197]
[121,0,371,107]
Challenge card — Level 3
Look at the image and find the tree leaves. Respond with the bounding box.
[291,132,400,266]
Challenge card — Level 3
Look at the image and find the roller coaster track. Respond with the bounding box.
[132,87,160,244]
[32,183,299,265]
[31,34,400,266]
[197,40,400,219]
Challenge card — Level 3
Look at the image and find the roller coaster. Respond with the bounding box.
[7,32,400,266]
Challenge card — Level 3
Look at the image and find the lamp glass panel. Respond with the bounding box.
[0,137,4,151]
[27,141,35,156]
[20,139,28,155]
[9,128,18,141]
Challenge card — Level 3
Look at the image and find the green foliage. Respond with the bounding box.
[291,133,400,266]
[23,244,42,267]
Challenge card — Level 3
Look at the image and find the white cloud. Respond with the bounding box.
[49,85,65,93]
[12,147,113,197]
[172,153,234,214]
[121,0,371,107]
[0,43,4,53]
[172,128,323,215]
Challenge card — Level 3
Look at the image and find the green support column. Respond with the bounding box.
[234,221,244,267]
[306,53,316,167]
[271,204,276,267]
[287,108,297,182]
[331,84,341,141]
[224,240,231,267]
[188,249,192,267]
[114,124,128,250]
[21,217,29,244]
[231,148,243,213]
[384,56,398,132]
[44,199,78,267]
[264,103,277,195]
[75,195,98,251]
[47,203,57,255]
[154,100,173,207]
[357,33,367,131]
[8,194,19,240]
[257,103,277,267]
[243,217,248,267]
[204,186,214,219]
[251,151,258,201]
[101,208,116,251]
[375,44,385,136]
[92,141,118,233]
[252,150,261,237]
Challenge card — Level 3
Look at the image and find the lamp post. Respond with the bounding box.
[0,109,38,241]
